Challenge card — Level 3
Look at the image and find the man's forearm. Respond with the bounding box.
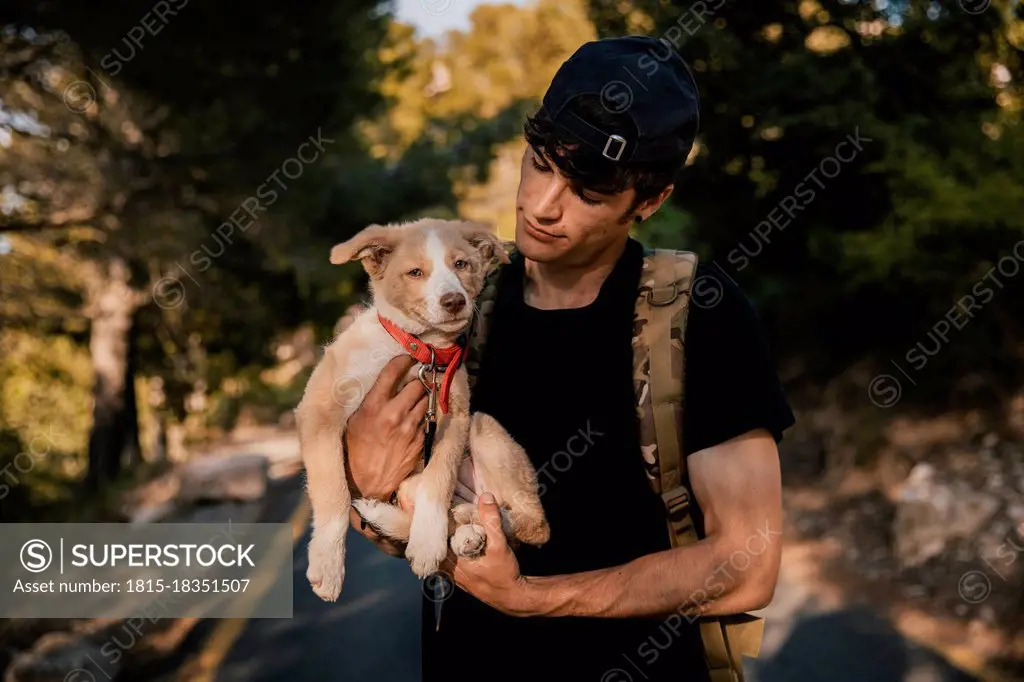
[519,535,768,619]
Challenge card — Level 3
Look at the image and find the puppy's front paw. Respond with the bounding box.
[405,504,449,578]
[451,523,487,558]
[307,522,346,602]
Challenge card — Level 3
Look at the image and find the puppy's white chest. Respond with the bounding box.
[347,339,400,377]
[333,323,413,399]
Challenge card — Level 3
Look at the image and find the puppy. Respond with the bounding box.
[296,218,550,602]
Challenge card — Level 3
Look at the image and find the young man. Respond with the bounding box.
[343,35,795,682]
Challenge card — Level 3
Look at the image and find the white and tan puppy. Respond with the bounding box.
[295,218,549,602]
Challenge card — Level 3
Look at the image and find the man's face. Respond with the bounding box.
[514,144,639,264]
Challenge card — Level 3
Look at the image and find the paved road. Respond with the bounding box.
[195,473,981,682]
[212,474,423,682]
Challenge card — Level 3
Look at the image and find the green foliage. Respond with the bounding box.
[0,330,92,516]
[204,364,314,434]
[0,330,91,460]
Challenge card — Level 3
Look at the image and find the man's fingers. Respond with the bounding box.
[400,393,429,434]
[391,370,429,416]
[477,493,505,547]
[397,486,414,512]
[365,354,416,407]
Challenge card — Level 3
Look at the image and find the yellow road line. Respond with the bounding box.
[185,493,311,682]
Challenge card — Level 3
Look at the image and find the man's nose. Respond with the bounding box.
[440,292,466,314]
[531,176,566,221]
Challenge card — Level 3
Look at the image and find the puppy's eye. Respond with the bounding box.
[454,259,468,270]
[407,268,423,278]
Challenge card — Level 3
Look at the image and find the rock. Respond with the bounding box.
[4,632,118,682]
[894,462,1001,568]
[119,468,181,524]
[128,500,178,525]
[177,454,269,504]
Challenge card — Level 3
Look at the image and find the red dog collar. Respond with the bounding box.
[378,314,464,414]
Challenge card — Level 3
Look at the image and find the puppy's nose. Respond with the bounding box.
[440,292,466,314]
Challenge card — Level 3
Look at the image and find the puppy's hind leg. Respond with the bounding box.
[469,412,551,547]
[351,475,421,542]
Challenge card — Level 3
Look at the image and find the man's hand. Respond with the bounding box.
[345,354,429,502]
[441,493,535,617]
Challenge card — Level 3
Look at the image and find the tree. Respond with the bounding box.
[0,0,390,487]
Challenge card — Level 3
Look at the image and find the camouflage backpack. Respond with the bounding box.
[465,241,763,682]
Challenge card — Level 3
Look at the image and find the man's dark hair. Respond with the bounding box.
[523,94,696,218]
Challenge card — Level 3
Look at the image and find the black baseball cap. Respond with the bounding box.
[540,35,700,164]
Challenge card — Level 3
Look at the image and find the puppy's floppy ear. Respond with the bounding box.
[330,223,397,277]
[458,221,509,266]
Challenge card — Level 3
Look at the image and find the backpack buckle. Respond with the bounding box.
[646,283,679,306]
[661,485,690,518]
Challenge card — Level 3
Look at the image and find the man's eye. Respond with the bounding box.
[578,192,602,206]
[407,268,423,278]
[531,157,551,173]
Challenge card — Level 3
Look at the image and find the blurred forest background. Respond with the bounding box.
[1,0,1023,677]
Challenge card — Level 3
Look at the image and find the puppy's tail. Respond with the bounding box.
[351,498,411,541]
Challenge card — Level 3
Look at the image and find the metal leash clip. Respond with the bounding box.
[417,348,438,422]
[417,348,439,464]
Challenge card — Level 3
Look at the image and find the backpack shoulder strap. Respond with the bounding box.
[633,246,763,682]
[465,240,516,391]
[633,246,696,531]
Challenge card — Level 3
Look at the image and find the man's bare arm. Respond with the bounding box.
[518,429,783,619]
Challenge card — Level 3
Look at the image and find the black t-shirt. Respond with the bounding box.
[420,236,795,682]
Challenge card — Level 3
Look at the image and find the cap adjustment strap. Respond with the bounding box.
[603,134,627,161]
[561,107,634,162]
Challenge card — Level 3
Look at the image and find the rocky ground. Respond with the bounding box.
[780,419,1024,681]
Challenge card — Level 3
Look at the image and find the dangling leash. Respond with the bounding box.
[378,313,466,632]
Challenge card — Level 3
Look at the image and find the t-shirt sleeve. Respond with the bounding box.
[681,264,796,457]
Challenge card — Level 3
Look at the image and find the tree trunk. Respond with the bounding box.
[152,412,168,463]
[120,321,142,470]
[85,258,139,490]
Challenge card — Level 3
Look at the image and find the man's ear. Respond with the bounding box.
[330,223,397,277]
[634,183,675,222]
[458,221,509,267]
